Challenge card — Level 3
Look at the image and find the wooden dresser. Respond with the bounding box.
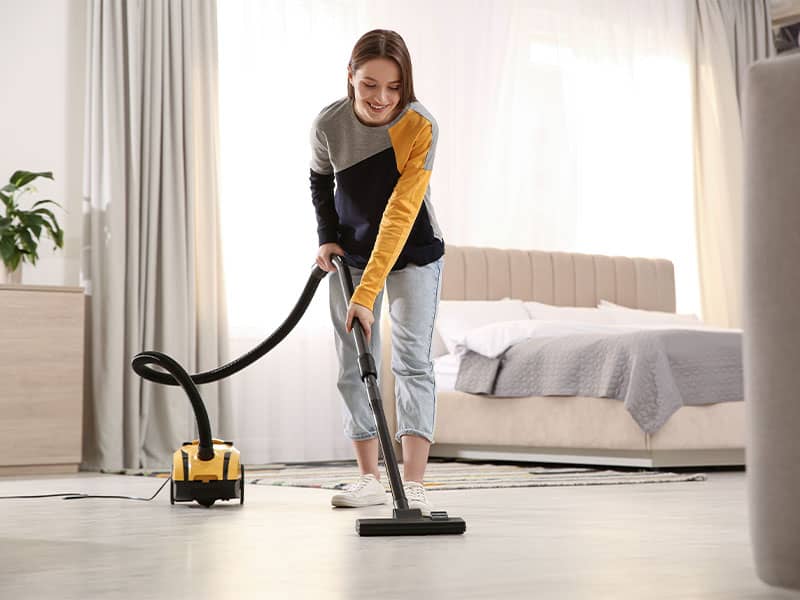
[0,284,85,475]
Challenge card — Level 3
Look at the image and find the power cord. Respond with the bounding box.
[0,476,172,502]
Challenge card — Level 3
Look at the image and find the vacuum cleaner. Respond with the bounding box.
[131,263,328,507]
[131,351,244,507]
[132,256,466,536]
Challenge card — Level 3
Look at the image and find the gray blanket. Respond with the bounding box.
[454,329,743,433]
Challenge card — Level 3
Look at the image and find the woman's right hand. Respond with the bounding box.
[316,242,345,272]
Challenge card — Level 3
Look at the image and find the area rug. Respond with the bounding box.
[246,461,706,491]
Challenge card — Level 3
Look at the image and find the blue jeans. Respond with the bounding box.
[329,257,443,443]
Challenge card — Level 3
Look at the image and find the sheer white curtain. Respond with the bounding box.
[452,0,697,311]
[217,0,700,464]
[217,1,366,463]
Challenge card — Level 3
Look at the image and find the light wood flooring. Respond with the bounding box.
[1,468,799,599]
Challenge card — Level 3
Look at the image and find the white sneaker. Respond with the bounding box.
[403,481,432,516]
[331,474,389,508]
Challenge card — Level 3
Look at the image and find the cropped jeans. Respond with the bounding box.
[329,257,443,443]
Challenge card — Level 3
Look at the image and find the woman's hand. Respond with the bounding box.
[346,301,375,344]
[316,244,374,341]
[316,242,345,272]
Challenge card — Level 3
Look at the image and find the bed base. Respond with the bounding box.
[429,443,744,469]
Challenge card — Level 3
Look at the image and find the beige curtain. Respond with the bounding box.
[81,0,232,470]
[690,0,775,328]
[717,0,776,104]
[691,0,745,328]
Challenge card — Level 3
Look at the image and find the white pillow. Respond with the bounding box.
[597,300,702,325]
[430,329,448,358]
[523,301,620,325]
[457,319,635,358]
[435,299,529,355]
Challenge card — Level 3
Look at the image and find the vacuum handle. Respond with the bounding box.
[331,255,369,356]
[330,254,409,511]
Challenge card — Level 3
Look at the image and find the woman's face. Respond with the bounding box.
[349,57,402,126]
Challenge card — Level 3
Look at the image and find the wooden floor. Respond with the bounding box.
[1,468,799,599]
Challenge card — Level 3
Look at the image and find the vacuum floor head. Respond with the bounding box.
[356,509,467,536]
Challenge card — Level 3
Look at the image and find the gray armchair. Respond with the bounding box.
[743,52,800,591]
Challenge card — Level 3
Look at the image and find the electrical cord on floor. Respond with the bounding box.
[0,477,172,502]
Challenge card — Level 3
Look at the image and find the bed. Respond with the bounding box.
[378,245,745,468]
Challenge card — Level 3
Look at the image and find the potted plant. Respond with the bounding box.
[0,170,64,284]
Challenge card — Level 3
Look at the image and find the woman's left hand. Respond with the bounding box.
[345,302,375,344]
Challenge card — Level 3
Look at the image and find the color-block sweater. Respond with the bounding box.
[309,97,444,311]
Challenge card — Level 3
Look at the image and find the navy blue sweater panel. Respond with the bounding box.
[309,170,338,244]
[333,147,443,270]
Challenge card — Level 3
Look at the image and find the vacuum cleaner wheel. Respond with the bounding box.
[240,464,245,505]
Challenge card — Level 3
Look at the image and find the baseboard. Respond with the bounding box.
[429,444,745,468]
[0,464,81,477]
[646,449,744,468]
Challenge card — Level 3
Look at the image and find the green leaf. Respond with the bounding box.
[18,229,37,254]
[0,236,17,263]
[33,207,58,222]
[32,209,64,247]
[19,212,45,229]
[0,191,12,211]
[7,250,22,271]
[10,171,53,188]
[40,219,64,249]
[32,199,62,210]
[52,224,64,248]
[26,221,43,241]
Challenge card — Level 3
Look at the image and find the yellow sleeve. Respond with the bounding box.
[350,112,434,310]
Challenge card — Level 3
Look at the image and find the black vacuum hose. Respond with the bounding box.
[131,264,329,459]
[132,265,328,385]
[131,351,216,460]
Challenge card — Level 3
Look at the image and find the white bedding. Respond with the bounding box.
[433,353,461,392]
[434,318,740,402]
[431,299,740,398]
[454,324,743,433]
[455,319,733,359]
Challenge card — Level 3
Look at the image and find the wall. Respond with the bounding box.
[0,0,88,286]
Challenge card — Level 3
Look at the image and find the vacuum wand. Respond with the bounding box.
[331,255,466,536]
[331,254,410,511]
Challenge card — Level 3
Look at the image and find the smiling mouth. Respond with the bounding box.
[367,102,389,112]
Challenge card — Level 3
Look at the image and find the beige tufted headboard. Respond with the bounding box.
[441,245,676,312]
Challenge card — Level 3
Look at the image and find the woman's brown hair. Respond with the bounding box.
[347,29,417,108]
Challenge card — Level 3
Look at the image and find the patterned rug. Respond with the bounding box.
[245,460,706,491]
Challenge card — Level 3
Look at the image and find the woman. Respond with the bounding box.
[309,29,443,515]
